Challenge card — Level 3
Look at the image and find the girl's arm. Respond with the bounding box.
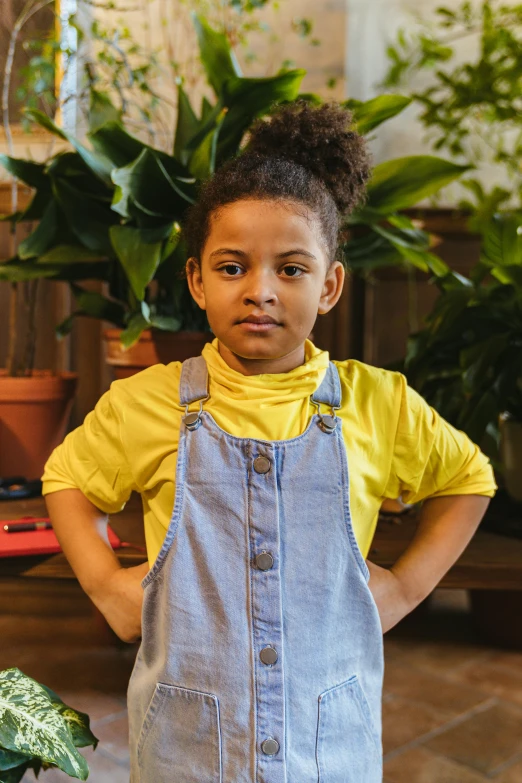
[367,493,490,633]
[45,488,148,642]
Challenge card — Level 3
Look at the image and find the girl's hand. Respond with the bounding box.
[366,560,414,634]
[91,562,150,643]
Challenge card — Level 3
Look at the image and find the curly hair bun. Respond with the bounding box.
[244,99,372,215]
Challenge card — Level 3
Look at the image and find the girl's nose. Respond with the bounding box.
[243,272,277,307]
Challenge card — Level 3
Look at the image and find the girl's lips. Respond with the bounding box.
[238,321,280,332]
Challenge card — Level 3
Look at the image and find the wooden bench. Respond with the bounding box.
[2,492,522,647]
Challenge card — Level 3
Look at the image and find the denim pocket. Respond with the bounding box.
[316,675,382,783]
[137,682,222,783]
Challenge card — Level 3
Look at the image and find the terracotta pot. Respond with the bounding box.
[104,329,214,380]
[0,370,77,480]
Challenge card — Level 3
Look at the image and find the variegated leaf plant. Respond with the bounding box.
[0,668,98,781]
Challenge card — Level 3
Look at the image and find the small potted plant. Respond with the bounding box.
[0,240,77,479]
[0,667,97,782]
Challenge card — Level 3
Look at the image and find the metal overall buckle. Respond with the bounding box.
[311,399,340,434]
[183,396,209,431]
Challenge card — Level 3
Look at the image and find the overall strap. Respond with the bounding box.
[310,362,342,410]
[179,356,209,406]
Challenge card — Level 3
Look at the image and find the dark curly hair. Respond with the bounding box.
[183,99,372,265]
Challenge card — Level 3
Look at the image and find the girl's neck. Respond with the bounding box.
[217,341,306,376]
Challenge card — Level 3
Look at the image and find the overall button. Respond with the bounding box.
[253,456,271,474]
[261,738,279,756]
[183,412,201,430]
[256,552,274,571]
[260,646,278,665]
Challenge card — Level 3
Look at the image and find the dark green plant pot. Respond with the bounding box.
[500,414,522,503]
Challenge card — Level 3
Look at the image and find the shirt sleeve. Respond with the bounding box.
[41,383,138,514]
[384,372,497,503]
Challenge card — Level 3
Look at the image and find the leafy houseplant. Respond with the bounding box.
[403,211,522,490]
[382,0,522,225]
[0,38,469,345]
[0,668,97,782]
[1,14,310,363]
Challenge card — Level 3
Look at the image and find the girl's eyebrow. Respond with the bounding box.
[209,248,317,260]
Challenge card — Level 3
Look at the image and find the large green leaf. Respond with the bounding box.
[0,761,31,782]
[25,109,113,185]
[110,224,165,300]
[17,187,54,222]
[0,155,48,190]
[17,199,58,260]
[0,668,89,780]
[188,108,226,180]
[38,244,108,264]
[372,224,450,277]
[460,335,508,393]
[481,213,522,269]
[216,70,306,161]
[39,684,98,750]
[56,285,126,336]
[174,84,201,164]
[88,90,122,134]
[46,152,111,201]
[366,156,472,213]
[0,260,110,283]
[52,179,117,253]
[192,13,242,95]
[89,122,145,168]
[119,311,150,348]
[111,149,194,220]
[0,747,29,772]
[343,230,403,271]
[344,94,412,135]
[461,389,498,444]
[0,261,62,281]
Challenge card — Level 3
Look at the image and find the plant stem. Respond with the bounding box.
[2,0,53,376]
[23,280,39,375]
[6,283,18,376]
[407,265,419,335]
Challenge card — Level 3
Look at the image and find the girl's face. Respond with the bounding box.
[186,199,345,374]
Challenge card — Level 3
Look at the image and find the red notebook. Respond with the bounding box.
[0,517,122,558]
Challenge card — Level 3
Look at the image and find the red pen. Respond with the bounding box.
[3,517,52,533]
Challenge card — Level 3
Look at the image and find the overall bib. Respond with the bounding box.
[127,356,384,783]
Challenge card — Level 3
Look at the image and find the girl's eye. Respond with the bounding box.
[221,264,243,276]
[282,266,304,277]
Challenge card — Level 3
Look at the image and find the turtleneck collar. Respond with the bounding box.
[201,338,330,405]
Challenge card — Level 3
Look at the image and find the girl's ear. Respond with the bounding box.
[318,261,345,315]
[186,257,207,311]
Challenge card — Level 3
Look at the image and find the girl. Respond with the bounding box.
[43,101,496,783]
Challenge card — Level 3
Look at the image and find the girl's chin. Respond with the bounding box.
[218,335,305,362]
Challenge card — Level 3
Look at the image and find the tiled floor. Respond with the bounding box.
[2,589,522,782]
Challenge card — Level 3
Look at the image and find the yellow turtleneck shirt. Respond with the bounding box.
[41,339,497,568]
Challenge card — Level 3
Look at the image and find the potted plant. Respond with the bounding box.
[382,1,522,224]
[0,14,311,381]
[400,210,522,647]
[0,244,77,479]
[1,15,471,387]
[0,667,97,782]
[402,211,522,474]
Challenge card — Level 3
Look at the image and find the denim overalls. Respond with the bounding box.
[127,355,384,783]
